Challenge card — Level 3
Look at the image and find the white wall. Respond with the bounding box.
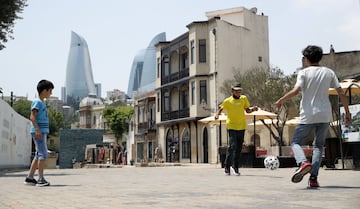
[0,100,31,168]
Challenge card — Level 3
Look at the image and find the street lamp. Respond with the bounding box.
[0,88,3,100]
[10,91,16,107]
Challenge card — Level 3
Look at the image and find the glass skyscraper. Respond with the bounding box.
[127,32,166,98]
[64,31,96,109]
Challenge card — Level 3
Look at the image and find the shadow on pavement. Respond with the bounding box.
[48,184,82,187]
[0,173,76,177]
[240,174,283,179]
[321,185,360,189]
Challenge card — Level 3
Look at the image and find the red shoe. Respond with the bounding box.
[308,175,319,188]
[291,162,312,183]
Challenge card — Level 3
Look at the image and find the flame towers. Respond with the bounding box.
[64,31,96,109]
[127,32,166,98]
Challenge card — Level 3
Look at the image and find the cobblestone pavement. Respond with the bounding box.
[0,165,359,209]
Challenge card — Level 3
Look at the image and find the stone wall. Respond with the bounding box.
[0,100,31,169]
[320,50,360,79]
[59,129,104,168]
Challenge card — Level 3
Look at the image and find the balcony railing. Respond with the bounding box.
[161,68,189,85]
[161,108,189,121]
[179,68,189,79]
[138,120,156,133]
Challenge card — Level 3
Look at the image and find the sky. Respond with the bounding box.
[1,0,360,100]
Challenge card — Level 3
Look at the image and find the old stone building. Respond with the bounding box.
[310,45,360,80]
[154,7,269,164]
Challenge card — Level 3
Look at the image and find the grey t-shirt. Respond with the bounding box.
[295,66,340,124]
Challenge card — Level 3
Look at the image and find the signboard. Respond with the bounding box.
[340,104,360,142]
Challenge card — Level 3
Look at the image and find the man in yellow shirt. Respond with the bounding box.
[215,83,258,176]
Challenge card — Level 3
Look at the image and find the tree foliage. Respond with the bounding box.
[48,106,64,135]
[12,98,31,118]
[11,99,64,136]
[220,67,300,147]
[220,67,299,114]
[103,106,134,141]
[0,0,27,50]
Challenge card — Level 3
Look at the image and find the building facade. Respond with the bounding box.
[319,45,360,80]
[78,94,105,129]
[132,92,157,163]
[153,7,269,164]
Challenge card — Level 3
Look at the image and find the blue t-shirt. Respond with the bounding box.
[30,99,49,134]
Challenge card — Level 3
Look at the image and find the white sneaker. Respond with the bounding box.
[230,166,240,176]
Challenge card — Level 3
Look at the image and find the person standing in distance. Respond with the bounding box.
[215,83,258,176]
[24,79,54,187]
[275,45,351,188]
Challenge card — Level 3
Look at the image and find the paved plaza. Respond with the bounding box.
[0,164,359,209]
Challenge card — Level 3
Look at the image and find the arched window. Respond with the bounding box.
[182,129,190,159]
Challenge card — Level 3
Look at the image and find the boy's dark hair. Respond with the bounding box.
[37,79,54,94]
[302,45,323,63]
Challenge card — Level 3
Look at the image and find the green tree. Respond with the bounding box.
[11,98,64,136]
[220,67,299,114]
[12,99,31,118]
[48,106,64,135]
[0,0,27,50]
[220,67,299,148]
[103,106,134,141]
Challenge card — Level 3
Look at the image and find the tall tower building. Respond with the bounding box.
[127,32,166,98]
[65,31,96,109]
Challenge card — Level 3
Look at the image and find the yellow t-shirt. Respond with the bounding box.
[220,95,250,130]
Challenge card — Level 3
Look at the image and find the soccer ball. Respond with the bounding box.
[264,155,280,170]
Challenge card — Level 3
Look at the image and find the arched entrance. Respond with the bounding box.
[166,127,179,162]
[203,127,209,163]
[166,129,173,162]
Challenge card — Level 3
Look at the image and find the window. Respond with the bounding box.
[190,40,195,64]
[164,91,170,112]
[199,80,207,104]
[137,106,141,123]
[157,58,161,78]
[199,39,206,63]
[191,81,195,105]
[157,92,160,112]
[182,129,190,159]
[163,57,169,77]
[181,52,189,69]
[181,89,189,109]
[148,142,153,160]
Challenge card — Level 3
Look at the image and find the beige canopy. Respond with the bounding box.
[328,79,360,95]
[199,108,277,126]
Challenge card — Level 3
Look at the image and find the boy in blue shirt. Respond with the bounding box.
[24,80,54,187]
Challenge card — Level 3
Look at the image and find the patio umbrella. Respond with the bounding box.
[199,113,227,125]
[329,79,360,102]
[199,109,277,146]
[286,117,300,127]
[245,108,277,146]
[199,113,227,146]
[248,119,278,126]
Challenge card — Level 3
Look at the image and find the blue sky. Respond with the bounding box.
[1,0,359,100]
